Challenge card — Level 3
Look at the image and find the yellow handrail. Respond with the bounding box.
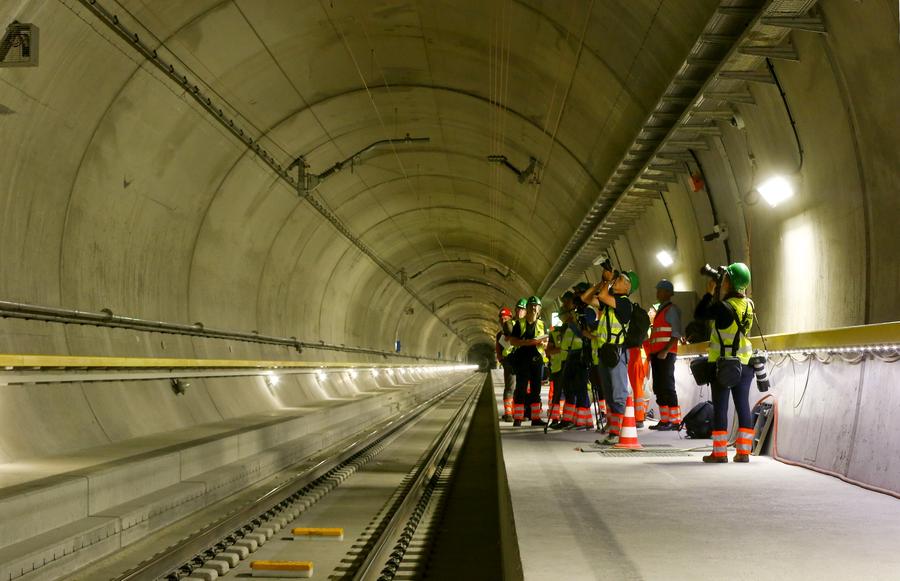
[678,321,900,357]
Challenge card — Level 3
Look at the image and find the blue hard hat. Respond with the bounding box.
[655,279,674,292]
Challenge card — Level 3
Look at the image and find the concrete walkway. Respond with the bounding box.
[493,372,900,581]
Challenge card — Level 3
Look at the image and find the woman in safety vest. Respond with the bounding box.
[694,263,755,463]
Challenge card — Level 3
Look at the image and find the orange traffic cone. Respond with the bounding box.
[614,395,643,450]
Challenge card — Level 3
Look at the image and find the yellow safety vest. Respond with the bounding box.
[549,325,583,373]
[708,297,754,364]
[514,318,547,363]
[598,305,626,346]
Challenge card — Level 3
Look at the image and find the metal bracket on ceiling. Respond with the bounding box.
[289,134,430,196]
[487,154,542,184]
[760,14,826,33]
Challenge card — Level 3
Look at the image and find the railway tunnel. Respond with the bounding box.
[1,0,899,579]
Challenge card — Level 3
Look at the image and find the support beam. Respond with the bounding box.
[739,44,799,61]
[760,15,826,33]
[718,70,775,84]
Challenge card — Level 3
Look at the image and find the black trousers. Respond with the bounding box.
[650,352,678,407]
[514,361,543,418]
[711,364,754,430]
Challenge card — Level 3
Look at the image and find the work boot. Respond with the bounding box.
[512,420,522,427]
[531,418,547,427]
[635,421,644,429]
[702,454,728,463]
[733,453,750,463]
[656,423,675,431]
[597,434,619,446]
[500,414,513,423]
[648,422,664,430]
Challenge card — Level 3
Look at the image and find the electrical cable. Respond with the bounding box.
[686,151,732,264]
[765,58,804,171]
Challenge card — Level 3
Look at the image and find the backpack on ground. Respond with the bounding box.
[681,401,714,439]
[623,303,651,349]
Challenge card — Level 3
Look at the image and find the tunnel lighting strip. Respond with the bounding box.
[76,0,465,344]
[0,362,478,385]
[676,344,900,359]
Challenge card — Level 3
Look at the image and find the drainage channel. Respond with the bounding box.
[81,373,483,581]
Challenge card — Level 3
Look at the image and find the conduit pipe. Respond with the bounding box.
[0,300,449,361]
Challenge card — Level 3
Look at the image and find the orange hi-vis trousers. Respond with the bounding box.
[627,346,649,422]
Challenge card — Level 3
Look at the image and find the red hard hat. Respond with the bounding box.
[499,307,512,318]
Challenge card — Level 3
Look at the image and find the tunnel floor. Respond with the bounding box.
[493,371,900,581]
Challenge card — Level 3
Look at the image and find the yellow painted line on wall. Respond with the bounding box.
[678,321,900,356]
[0,354,453,370]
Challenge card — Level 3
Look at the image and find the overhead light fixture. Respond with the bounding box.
[349,370,358,379]
[316,370,327,381]
[757,175,794,207]
[656,250,674,267]
[265,371,280,387]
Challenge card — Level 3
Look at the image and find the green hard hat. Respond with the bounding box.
[516,297,528,309]
[527,295,542,306]
[624,270,639,295]
[726,262,751,290]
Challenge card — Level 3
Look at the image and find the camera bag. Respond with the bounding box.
[689,356,716,385]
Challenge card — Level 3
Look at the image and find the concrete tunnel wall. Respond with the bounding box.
[0,0,897,488]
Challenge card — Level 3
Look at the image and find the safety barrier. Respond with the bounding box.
[672,321,900,498]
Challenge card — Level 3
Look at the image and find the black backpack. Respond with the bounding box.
[623,303,651,349]
[681,401,714,439]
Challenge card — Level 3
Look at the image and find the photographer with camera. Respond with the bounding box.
[547,291,592,431]
[580,268,639,445]
[694,262,756,463]
[508,296,548,427]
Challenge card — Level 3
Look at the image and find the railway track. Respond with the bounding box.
[74,373,484,581]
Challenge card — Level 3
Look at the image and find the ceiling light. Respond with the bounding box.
[656,250,674,267]
[757,176,794,207]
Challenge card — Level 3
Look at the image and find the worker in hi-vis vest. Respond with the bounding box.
[545,320,566,424]
[647,279,683,431]
[581,269,638,446]
[495,306,517,422]
[694,263,756,463]
[508,296,548,427]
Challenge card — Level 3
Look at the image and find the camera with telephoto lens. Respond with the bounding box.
[700,263,728,282]
[748,353,771,392]
[598,258,614,273]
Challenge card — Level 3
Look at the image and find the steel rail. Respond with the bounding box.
[350,373,481,580]
[107,373,481,581]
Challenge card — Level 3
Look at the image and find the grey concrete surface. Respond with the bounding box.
[494,375,900,581]
[0,371,471,581]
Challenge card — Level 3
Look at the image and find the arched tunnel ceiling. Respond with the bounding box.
[25,0,723,347]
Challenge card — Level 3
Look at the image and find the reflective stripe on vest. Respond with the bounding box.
[598,306,625,346]
[648,303,678,354]
[708,297,754,364]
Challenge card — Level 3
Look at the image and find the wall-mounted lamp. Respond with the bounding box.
[264,371,280,388]
[656,250,675,267]
[757,175,794,207]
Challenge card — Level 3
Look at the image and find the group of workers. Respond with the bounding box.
[495,261,759,463]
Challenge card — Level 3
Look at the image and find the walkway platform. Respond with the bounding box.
[493,371,900,580]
